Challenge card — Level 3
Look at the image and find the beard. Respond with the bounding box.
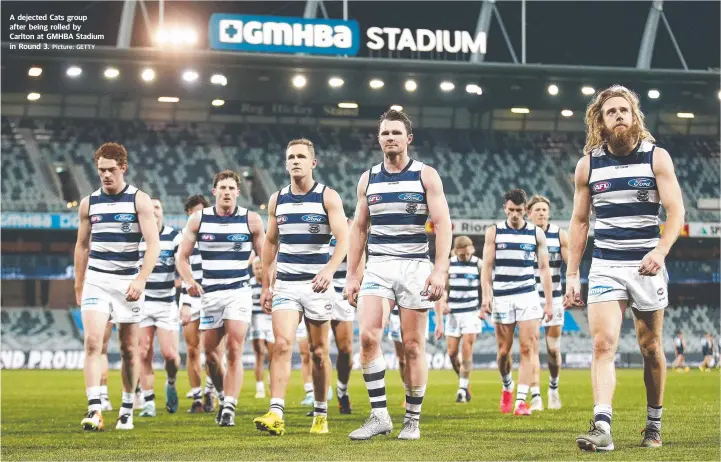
[604,123,641,154]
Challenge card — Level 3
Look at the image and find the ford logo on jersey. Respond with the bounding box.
[368,194,382,204]
[520,244,535,251]
[592,181,611,193]
[398,193,424,202]
[628,178,655,189]
[302,214,326,223]
[228,234,249,242]
[201,234,216,241]
[114,214,136,222]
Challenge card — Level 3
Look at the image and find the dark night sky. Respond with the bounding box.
[2,1,719,70]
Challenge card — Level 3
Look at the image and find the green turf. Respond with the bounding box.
[1,368,718,460]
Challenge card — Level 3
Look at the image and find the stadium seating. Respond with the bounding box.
[1,307,83,351]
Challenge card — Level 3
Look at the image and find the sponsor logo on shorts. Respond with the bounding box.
[361,282,381,291]
[201,234,216,241]
[131,307,140,313]
[637,190,650,202]
[228,234,249,242]
[200,315,215,325]
[657,288,665,296]
[520,244,535,251]
[277,215,288,224]
[159,250,173,257]
[90,215,102,223]
[628,178,655,189]
[398,193,423,202]
[548,246,561,253]
[302,214,326,223]
[367,194,382,204]
[121,223,132,233]
[324,304,333,311]
[592,181,612,193]
[589,285,614,296]
[406,203,418,214]
[272,297,292,307]
[114,214,136,222]
[82,298,99,306]
[308,224,320,234]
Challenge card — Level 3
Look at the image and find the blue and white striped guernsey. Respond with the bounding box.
[535,224,563,303]
[140,226,182,303]
[366,159,429,261]
[588,141,661,266]
[197,206,252,293]
[329,234,346,294]
[448,255,481,313]
[180,238,203,297]
[275,182,331,282]
[250,276,262,314]
[87,184,142,280]
[493,221,538,298]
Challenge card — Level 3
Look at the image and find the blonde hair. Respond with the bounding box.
[287,138,315,158]
[453,235,473,250]
[527,195,550,211]
[583,85,655,154]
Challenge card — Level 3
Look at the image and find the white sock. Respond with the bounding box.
[549,376,559,392]
[269,398,285,419]
[530,386,541,399]
[313,401,328,417]
[223,396,237,415]
[120,392,134,416]
[336,380,348,398]
[459,377,470,389]
[99,385,108,398]
[191,387,202,401]
[86,386,103,412]
[256,381,265,392]
[516,384,529,406]
[304,382,313,394]
[594,404,613,433]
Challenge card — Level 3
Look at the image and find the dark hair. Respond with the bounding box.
[504,188,527,206]
[213,170,241,188]
[94,142,128,167]
[184,194,210,213]
[378,109,412,135]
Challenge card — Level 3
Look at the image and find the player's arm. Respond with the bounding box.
[346,171,371,307]
[247,211,266,263]
[565,156,591,307]
[480,226,496,317]
[477,257,484,309]
[127,191,160,301]
[559,229,570,265]
[639,147,686,276]
[536,227,554,321]
[422,166,452,301]
[73,196,91,305]
[260,193,280,313]
[313,188,348,293]
[433,291,446,340]
[177,211,202,295]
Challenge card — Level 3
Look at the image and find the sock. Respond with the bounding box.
[217,390,225,403]
[191,387,202,401]
[304,382,313,394]
[99,385,108,399]
[256,381,265,392]
[647,405,662,432]
[86,386,102,413]
[362,356,388,417]
[313,400,328,417]
[404,385,426,422]
[204,376,215,394]
[516,384,529,406]
[269,398,285,419]
[594,404,613,433]
[223,397,237,415]
[530,386,541,400]
[143,389,156,405]
[166,377,176,388]
[120,392,134,416]
[459,377,470,390]
[135,384,141,394]
[549,376,559,391]
[501,373,514,392]
[336,380,348,398]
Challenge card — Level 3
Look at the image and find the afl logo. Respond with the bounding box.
[227,234,249,242]
[520,244,535,251]
[90,215,102,223]
[399,193,423,202]
[628,178,655,189]
[201,234,216,241]
[277,215,288,224]
[302,214,326,223]
[114,214,135,222]
[368,194,382,204]
[592,181,611,193]
[496,243,507,250]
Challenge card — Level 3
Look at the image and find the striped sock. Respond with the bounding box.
[594,404,613,433]
[204,376,214,395]
[549,376,559,391]
[166,377,176,388]
[336,380,348,398]
[120,392,134,416]
[313,400,328,417]
[647,405,662,432]
[404,385,426,422]
[99,385,108,401]
[530,386,541,400]
[86,386,102,413]
[269,398,284,419]
[304,382,313,394]
[191,387,202,401]
[143,389,155,404]
[362,356,388,416]
[223,397,237,415]
[501,373,514,392]
[516,384,529,406]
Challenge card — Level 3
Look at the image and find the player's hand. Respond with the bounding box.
[180,305,192,326]
[434,321,444,340]
[480,298,492,319]
[543,303,553,323]
[639,250,665,277]
[74,283,83,306]
[563,275,584,308]
[423,269,446,302]
[186,279,204,298]
[260,288,273,314]
[312,267,334,293]
[125,278,146,302]
[344,278,361,308]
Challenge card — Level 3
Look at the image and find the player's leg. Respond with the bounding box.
[219,319,249,426]
[252,338,267,398]
[545,324,563,409]
[307,317,332,433]
[138,325,157,417]
[298,334,313,405]
[80,308,111,431]
[397,306,429,440]
[100,321,113,411]
[332,319,354,413]
[516,319,540,415]
[446,335,461,378]
[156,326,181,414]
[458,332,476,403]
[182,317,204,412]
[528,326,543,412]
[202,325,226,422]
[494,322,516,414]
[116,321,141,429]
[634,308,666,447]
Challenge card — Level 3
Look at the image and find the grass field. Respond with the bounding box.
[1,368,719,460]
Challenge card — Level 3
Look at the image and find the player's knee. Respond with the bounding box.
[592,333,615,358]
[497,343,511,358]
[84,335,104,356]
[519,341,534,357]
[360,330,380,352]
[403,339,423,361]
[161,345,178,363]
[310,344,328,366]
[186,344,200,362]
[273,336,293,358]
[119,342,136,363]
[205,350,221,367]
[639,337,662,359]
[337,339,352,356]
[226,344,243,362]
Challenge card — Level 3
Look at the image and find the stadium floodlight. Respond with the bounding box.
[27,92,41,101]
[292,75,307,89]
[404,80,417,92]
[328,77,344,88]
[511,107,530,114]
[141,68,156,82]
[465,84,482,95]
[260,204,266,210]
[561,109,573,117]
[390,105,403,111]
[210,74,227,86]
[440,81,455,92]
[676,112,694,119]
[156,28,197,46]
[212,99,225,107]
[28,67,42,77]
[66,66,82,77]
[718,90,721,100]
[581,86,595,95]
[182,70,199,83]
[104,68,120,79]
[548,84,559,96]
[338,102,359,109]
[158,97,180,103]
[648,89,660,99]
[369,79,384,89]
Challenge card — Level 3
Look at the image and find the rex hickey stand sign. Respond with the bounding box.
[209,14,487,56]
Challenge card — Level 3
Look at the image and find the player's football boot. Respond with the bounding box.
[456,389,467,403]
[349,412,393,440]
[310,415,329,434]
[301,392,314,406]
[398,418,421,440]
[187,400,204,413]
[640,426,662,448]
[338,394,352,414]
[529,396,544,412]
[101,397,113,412]
[115,413,134,430]
[500,390,514,414]
[138,402,156,417]
[219,411,235,427]
[165,384,179,414]
[547,390,562,410]
[576,420,615,452]
[254,412,286,436]
[81,410,104,431]
[203,392,216,413]
[514,402,532,416]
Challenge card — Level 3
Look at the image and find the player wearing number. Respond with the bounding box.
[77,143,160,431]
[567,86,685,451]
[177,170,265,427]
[346,110,452,441]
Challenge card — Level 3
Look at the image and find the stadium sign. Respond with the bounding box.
[208,14,486,56]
